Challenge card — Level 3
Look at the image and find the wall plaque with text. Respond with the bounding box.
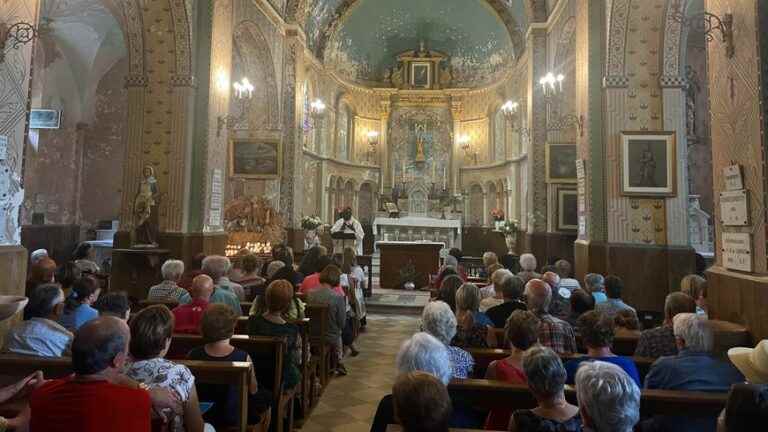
[722,232,753,272]
[723,165,744,191]
[719,189,749,226]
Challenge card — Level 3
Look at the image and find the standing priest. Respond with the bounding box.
[331,207,365,255]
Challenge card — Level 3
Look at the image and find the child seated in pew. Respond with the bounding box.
[187,304,272,430]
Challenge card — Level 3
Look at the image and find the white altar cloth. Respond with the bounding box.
[372,217,462,250]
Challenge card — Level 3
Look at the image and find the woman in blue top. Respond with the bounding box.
[59,275,101,331]
[564,309,641,386]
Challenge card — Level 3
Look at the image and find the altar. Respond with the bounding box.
[372,216,461,251]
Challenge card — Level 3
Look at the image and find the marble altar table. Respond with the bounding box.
[372,217,461,251]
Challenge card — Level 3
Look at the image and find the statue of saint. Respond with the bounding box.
[133,165,159,247]
[638,143,657,187]
[414,122,427,162]
[392,62,404,88]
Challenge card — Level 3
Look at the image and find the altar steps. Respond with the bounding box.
[365,288,429,316]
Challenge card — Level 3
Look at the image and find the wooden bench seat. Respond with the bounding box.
[0,355,253,432]
[448,378,728,418]
[135,300,254,317]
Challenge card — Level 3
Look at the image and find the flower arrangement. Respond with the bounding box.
[490,208,505,221]
[301,215,323,231]
[499,219,519,235]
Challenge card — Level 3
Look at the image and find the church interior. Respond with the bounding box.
[0,0,767,431]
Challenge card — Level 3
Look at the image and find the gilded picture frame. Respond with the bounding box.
[410,62,432,89]
[229,138,282,179]
[556,187,578,232]
[545,143,577,183]
[620,131,676,197]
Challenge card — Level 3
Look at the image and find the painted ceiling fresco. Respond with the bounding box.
[312,0,526,88]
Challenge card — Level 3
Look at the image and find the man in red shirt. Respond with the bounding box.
[172,274,214,334]
[30,316,153,431]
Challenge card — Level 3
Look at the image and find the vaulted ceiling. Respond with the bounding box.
[305,0,537,87]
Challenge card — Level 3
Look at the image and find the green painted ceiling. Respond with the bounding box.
[308,0,528,88]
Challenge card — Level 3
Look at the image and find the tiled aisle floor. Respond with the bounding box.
[299,314,419,432]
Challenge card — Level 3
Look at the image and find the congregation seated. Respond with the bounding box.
[481,251,499,283]
[435,274,463,312]
[448,248,468,280]
[681,274,709,318]
[595,275,635,317]
[575,361,640,432]
[421,300,474,379]
[25,256,56,298]
[201,256,242,315]
[251,266,307,320]
[233,253,266,296]
[59,275,101,331]
[634,292,696,358]
[392,371,452,432]
[453,283,492,348]
[614,308,642,338]
[555,259,581,291]
[508,346,582,432]
[4,283,72,357]
[172,274,214,334]
[307,265,348,375]
[188,304,272,429]
[564,310,641,386]
[525,279,577,354]
[179,253,206,290]
[298,255,335,294]
[479,269,512,312]
[584,273,607,304]
[516,253,541,284]
[265,260,286,280]
[541,271,570,320]
[248,280,301,389]
[717,383,768,431]
[486,275,527,329]
[72,242,101,274]
[0,371,43,430]
[93,291,131,320]
[432,260,461,292]
[565,288,595,328]
[644,313,744,432]
[297,245,328,284]
[148,259,192,304]
[203,255,245,302]
[484,310,539,430]
[29,316,155,431]
[728,339,768,384]
[126,305,208,432]
[30,248,48,265]
[270,245,304,286]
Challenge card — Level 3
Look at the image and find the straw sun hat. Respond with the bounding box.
[728,340,768,384]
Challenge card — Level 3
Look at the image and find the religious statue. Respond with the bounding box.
[638,143,657,187]
[439,65,453,89]
[133,165,159,247]
[414,122,427,162]
[382,67,392,86]
[392,62,404,88]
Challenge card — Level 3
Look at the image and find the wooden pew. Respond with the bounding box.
[0,355,253,432]
[448,378,728,418]
[487,326,640,356]
[135,300,255,318]
[167,334,295,432]
[305,304,331,388]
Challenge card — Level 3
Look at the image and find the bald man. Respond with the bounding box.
[29,316,179,431]
[525,278,577,354]
[172,274,215,334]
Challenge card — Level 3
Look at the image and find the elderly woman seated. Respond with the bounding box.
[516,253,541,284]
[564,310,641,386]
[148,259,191,304]
[421,300,474,379]
[508,346,582,432]
[435,274,463,312]
[576,361,640,432]
[232,253,265,297]
[484,310,540,430]
[453,283,493,348]
[479,269,513,312]
[393,371,452,432]
[125,305,208,432]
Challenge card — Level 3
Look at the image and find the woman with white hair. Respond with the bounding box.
[422,301,475,378]
[516,253,541,284]
[148,259,191,304]
[575,361,640,432]
[509,346,581,431]
[453,283,493,348]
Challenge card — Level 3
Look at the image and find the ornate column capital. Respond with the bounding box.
[125,74,148,88]
[170,74,196,88]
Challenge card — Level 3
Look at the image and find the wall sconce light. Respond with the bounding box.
[366,130,379,163]
[0,21,42,63]
[310,99,326,119]
[671,0,733,58]
[539,72,564,96]
[217,77,254,137]
[457,133,478,165]
[501,100,520,128]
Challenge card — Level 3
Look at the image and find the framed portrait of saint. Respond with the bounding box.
[620,131,676,197]
[229,138,282,179]
[556,188,578,231]
[410,62,431,89]
[546,143,577,183]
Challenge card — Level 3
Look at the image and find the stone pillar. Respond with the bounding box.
[279,32,303,247]
[380,100,390,194]
[482,192,489,227]
[450,100,463,193]
[706,0,768,340]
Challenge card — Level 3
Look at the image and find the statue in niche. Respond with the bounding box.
[382,67,392,86]
[439,65,453,89]
[392,62,404,88]
[133,165,159,247]
[685,65,700,138]
[414,122,427,162]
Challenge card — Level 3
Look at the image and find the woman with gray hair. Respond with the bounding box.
[454,283,493,348]
[516,253,541,284]
[508,346,581,432]
[422,301,475,378]
[575,361,640,432]
[148,259,191,304]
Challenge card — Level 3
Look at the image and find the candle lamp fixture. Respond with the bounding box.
[217,77,254,137]
[537,73,585,137]
[539,72,565,97]
[366,130,379,163]
[0,21,42,63]
[670,0,733,58]
[309,99,326,119]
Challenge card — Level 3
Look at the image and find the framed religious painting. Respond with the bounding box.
[229,138,282,179]
[29,109,61,129]
[556,187,578,232]
[620,131,676,197]
[410,62,432,89]
[546,143,577,183]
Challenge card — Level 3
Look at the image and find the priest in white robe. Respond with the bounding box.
[331,207,365,255]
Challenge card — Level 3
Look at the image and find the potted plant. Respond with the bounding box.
[499,219,519,254]
[301,215,323,250]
